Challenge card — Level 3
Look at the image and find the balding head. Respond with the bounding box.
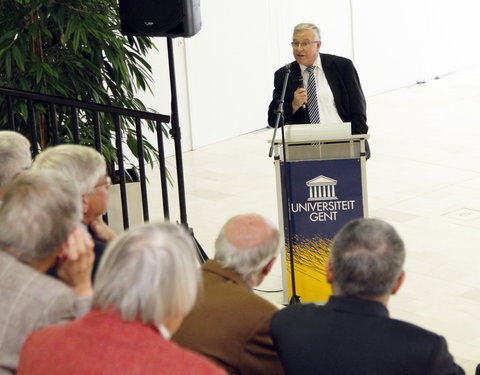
[225,214,276,250]
[215,213,280,285]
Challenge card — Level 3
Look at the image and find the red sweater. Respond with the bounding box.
[18,309,226,375]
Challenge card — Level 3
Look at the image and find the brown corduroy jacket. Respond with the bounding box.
[173,259,284,375]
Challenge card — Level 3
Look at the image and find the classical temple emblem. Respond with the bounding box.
[306,175,338,201]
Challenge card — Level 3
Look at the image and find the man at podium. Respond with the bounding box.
[267,22,369,138]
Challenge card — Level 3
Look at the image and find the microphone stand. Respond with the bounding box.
[167,37,208,263]
[268,64,301,305]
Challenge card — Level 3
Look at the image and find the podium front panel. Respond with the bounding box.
[274,139,368,303]
[282,139,364,161]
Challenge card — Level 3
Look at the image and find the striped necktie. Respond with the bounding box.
[306,66,320,123]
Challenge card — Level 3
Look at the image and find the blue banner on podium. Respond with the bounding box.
[280,157,365,302]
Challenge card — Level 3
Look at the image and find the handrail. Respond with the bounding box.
[0,85,171,231]
[0,86,169,122]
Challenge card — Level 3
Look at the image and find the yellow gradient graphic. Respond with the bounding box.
[285,235,332,302]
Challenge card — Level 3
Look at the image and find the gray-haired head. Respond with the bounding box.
[330,218,405,298]
[32,144,106,194]
[214,213,280,285]
[294,23,321,41]
[92,222,201,326]
[0,131,31,192]
[0,169,81,265]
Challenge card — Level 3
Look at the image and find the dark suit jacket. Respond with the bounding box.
[47,226,105,281]
[173,260,284,375]
[271,296,464,375]
[268,53,368,135]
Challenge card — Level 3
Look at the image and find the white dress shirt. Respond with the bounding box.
[300,55,343,124]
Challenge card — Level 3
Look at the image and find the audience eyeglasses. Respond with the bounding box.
[290,41,318,48]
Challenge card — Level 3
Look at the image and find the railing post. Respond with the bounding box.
[49,103,59,145]
[71,107,80,144]
[6,96,15,130]
[135,117,149,222]
[156,120,170,221]
[92,111,102,153]
[114,114,129,230]
[27,99,39,156]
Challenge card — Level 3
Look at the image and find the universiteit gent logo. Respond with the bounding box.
[306,175,338,201]
[290,174,356,222]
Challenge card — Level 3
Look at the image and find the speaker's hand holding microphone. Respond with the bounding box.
[297,75,307,109]
[292,76,307,113]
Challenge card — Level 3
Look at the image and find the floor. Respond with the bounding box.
[145,65,480,373]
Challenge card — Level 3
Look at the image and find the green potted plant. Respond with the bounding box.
[0,0,163,173]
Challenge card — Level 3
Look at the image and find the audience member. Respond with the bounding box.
[0,131,31,203]
[270,218,465,375]
[32,144,115,278]
[18,222,226,375]
[173,213,284,375]
[0,170,93,375]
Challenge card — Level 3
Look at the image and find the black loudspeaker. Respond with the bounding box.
[118,0,201,37]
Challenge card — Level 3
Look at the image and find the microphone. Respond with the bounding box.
[297,75,306,109]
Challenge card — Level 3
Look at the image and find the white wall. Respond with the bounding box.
[137,0,480,152]
[273,0,353,62]
[184,0,277,149]
[424,0,480,78]
[352,0,480,96]
[135,38,191,157]
[351,0,428,96]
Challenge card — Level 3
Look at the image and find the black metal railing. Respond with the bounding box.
[0,86,171,230]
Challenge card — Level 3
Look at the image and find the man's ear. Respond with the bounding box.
[391,271,405,295]
[326,259,334,284]
[261,257,277,276]
[81,194,89,215]
[57,235,71,259]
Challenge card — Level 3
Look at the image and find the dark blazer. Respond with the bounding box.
[271,296,465,375]
[173,260,284,375]
[268,53,368,135]
[47,226,105,281]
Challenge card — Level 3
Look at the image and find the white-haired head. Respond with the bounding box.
[294,23,321,41]
[0,131,31,194]
[32,144,106,195]
[0,169,81,265]
[92,222,201,326]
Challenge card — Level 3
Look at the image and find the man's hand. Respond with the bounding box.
[89,217,116,243]
[292,87,307,113]
[57,226,94,297]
